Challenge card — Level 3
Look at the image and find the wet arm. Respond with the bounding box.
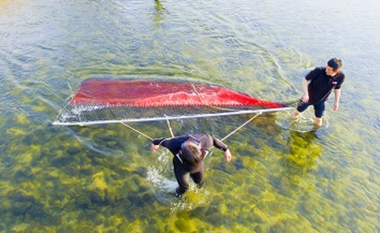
[151,137,165,151]
[333,89,341,111]
[151,136,187,154]
[212,136,232,162]
[301,77,311,102]
[212,136,228,151]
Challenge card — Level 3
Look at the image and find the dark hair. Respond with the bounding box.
[327,58,343,71]
[180,140,201,165]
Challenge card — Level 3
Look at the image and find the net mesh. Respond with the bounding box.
[54,79,291,126]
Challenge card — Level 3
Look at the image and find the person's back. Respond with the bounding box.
[151,133,232,196]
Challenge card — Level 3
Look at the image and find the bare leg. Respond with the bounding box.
[290,110,301,119]
[314,117,322,127]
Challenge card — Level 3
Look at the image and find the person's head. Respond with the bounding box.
[326,57,343,76]
[180,137,202,165]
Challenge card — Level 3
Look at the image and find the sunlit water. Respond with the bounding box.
[1,0,380,232]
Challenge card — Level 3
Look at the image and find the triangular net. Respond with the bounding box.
[53,79,292,126]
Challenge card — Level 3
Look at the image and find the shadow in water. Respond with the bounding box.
[154,0,164,12]
[153,0,166,24]
[266,130,323,198]
[284,130,322,172]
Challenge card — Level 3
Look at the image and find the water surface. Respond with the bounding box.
[1,0,380,232]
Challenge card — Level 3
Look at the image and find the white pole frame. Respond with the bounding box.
[52,107,293,126]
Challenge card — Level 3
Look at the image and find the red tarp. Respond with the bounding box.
[70,79,286,109]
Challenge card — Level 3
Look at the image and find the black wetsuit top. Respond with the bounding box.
[152,133,228,172]
[306,67,345,104]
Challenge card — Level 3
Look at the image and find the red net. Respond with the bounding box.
[71,79,286,109]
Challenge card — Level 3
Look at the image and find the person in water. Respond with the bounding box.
[290,57,346,126]
[151,133,232,197]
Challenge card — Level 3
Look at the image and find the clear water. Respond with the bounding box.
[1,0,380,232]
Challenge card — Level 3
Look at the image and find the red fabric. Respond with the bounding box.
[70,79,286,108]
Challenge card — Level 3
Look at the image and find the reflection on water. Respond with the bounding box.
[1,0,380,232]
[154,0,164,12]
[285,130,322,170]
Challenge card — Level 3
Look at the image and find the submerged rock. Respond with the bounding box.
[175,219,193,232]
[4,159,15,168]
[10,191,36,203]
[75,193,91,209]
[50,155,74,167]
[189,205,209,217]
[14,168,34,182]
[232,158,244,170]
[254,225,263,233]
[12,202,32,216]
[210,194,224,205]
[89,190,110,206]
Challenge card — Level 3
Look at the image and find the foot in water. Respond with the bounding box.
[175,187,186,198]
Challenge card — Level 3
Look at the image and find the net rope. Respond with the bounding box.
[119,111,263,143]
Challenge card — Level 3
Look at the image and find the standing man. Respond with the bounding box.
[151,133,232,197]
[290,58,346,126]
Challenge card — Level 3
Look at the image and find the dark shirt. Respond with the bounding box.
[152,133,228,171]
[306,67,345,104]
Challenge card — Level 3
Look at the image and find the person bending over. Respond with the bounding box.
[151,133,232,197]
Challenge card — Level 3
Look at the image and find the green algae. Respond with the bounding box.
[0,0,379,232]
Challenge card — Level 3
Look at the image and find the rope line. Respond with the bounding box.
[165,117,174,137]
[120,111,262,143]
[120,122,154,141]
[221,112,262,142]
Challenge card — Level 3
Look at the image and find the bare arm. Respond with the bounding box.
[224,149,232,163]
[333,89,341,111]
[301,77,311,102]
[212,136,232,162]
[151,137,165,151]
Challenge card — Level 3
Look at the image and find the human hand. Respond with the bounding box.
[333,102,339,111]
[224,149,232,163]
[301,93,309,103]
[151,144,160,152]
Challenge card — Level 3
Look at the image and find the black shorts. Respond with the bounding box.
[296,100,325,118]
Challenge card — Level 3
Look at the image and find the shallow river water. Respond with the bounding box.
[1,0,380,232]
